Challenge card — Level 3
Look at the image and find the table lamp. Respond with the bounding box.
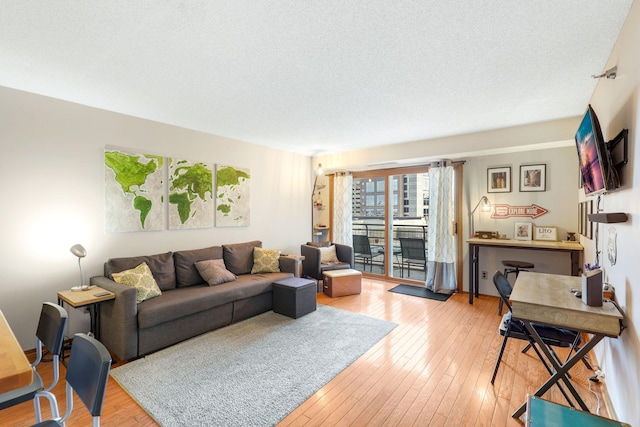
[469,196,492,238]
[70,244,88,291]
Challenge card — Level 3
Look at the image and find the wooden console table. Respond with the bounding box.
[0,310,32,394]
[467,238,583,304]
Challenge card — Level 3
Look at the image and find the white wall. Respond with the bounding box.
[582,1,640,423]
[0,86,311,349]
[464,146,579,297]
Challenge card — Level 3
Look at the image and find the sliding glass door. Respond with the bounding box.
[352,167,431,283]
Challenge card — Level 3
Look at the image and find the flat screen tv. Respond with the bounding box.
[575,105,619,196]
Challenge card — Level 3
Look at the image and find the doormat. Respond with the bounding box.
[389,284,453,301]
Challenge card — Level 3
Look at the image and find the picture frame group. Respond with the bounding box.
[513,222,560,241]
[487,164,547,193]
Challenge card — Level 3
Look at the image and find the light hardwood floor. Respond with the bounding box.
[1,277,611,426]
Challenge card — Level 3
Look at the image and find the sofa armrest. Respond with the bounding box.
[335,243,354,268]
[278,255,301,277]
[89,275,139,361]
[300,244,322,279]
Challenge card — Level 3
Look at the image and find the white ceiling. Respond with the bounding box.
[0,1,633,156]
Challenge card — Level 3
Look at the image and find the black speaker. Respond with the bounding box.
[582,269,603,307]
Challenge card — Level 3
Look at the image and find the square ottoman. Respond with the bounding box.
[273,277,317,319]
[323,269,362,297]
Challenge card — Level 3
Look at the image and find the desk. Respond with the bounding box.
[57,287,115,340]
[467,238,583,304]
[0,310,33,394]
[510,272,623,419]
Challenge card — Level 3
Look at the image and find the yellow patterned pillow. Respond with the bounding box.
[112,262,162,303]
[251,248,281,274]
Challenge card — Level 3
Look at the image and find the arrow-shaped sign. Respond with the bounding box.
[491,204,548,219]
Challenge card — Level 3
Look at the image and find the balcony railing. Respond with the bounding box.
[352,222,428,281]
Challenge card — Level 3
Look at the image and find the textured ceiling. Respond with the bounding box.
[0,1,633,156]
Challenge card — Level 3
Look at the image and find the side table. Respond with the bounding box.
[57,287,115,341]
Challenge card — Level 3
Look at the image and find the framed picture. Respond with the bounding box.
[520,164,546,192]
[514,222,532,241]
[534,226,558,241]
[487,167,511,193]
[578,203,584,235]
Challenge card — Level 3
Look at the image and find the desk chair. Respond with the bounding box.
[498,260,535,315]
[32,333,112,427]
[0,303,68,423]
[491,271,588,395]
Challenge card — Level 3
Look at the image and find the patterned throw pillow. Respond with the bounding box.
[195,259,237,286]
[251,247,281,274]
[111,262,162,303]
[319,245,339,263]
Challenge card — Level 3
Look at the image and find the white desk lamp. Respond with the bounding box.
[70,244,88,291]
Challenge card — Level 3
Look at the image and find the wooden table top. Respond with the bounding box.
[57,286,115,308]
[467,238,583,251]
[510,272,623,337]
[0,310,33,394]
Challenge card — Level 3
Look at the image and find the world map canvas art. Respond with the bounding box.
[105,149,164,232]
[216,165,250,227]
[168,158,214,230]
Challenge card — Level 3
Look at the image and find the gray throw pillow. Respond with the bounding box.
[222,240,262,275]
[195,259,237,286]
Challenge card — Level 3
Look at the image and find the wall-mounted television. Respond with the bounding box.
[575,105,619,196]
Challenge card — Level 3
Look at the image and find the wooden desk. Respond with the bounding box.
[467,238,583,304]
[510,272,623,419]
[0,310,33,394]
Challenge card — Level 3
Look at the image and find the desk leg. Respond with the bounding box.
[570,250,581,276]
[469,244,479,304]
[512,321,602,418]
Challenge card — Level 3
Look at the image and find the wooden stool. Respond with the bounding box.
[499,260,535,315]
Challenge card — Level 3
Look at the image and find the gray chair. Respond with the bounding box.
[499,259,535,315]
[399,237,427,278]
[32,333,112,427]
[353,234,384,272]
[0,302,68,423]
[300,241,353,281]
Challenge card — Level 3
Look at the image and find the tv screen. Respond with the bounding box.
[575,105,619,196]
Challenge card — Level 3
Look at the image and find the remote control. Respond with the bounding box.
[94,291,111,297]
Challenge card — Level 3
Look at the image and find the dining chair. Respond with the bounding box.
[0,302,68,423]
[31,333,112,427]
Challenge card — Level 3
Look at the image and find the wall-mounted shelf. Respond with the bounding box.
[588,212,628,223]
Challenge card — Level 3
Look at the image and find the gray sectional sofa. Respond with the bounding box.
[89,240,299,361]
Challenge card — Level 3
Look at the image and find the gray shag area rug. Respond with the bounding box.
[110,304,397,426]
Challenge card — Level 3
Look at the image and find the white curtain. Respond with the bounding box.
[332,173,353,246]
[426,162,457,293]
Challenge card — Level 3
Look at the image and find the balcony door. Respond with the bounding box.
[351,165,462,287]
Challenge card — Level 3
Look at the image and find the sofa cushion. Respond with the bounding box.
[111,262,162,303]
[174,246,223,287]
[105,252,176,291]
[319,245,339,263]
[251,247,281,274]
[136,272,293,329]
[196,259,237,286]
[223,240,262,276]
